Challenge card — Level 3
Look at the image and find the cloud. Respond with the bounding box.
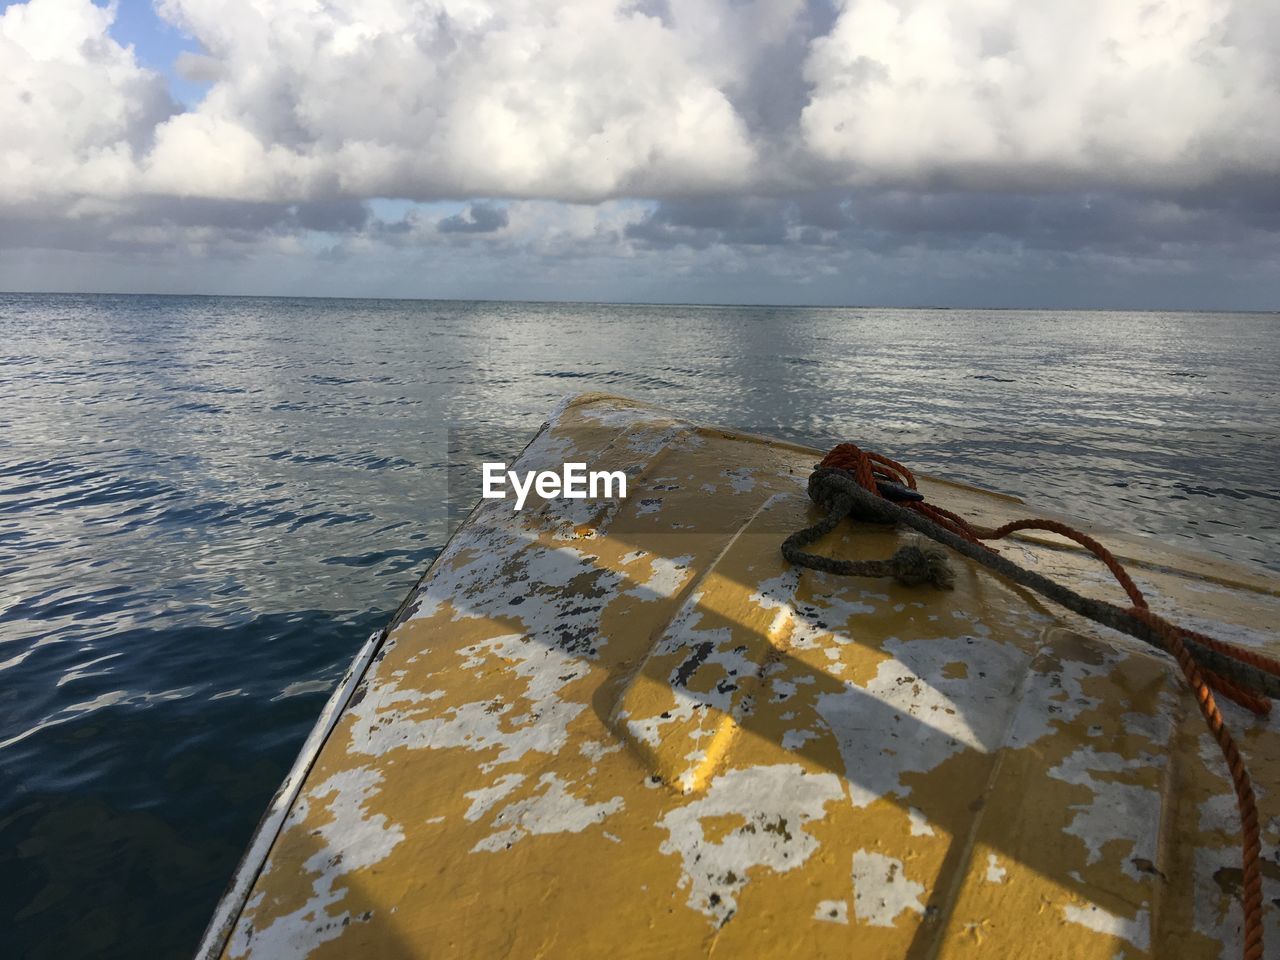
[801,0,1280,189]
[6,0,1279,210]
[1,0,177,206]
[1,0,1278,306]
[625,196,799,250]
[8,192,1276,311]
[438,203,509,234]
[141,0,762,202]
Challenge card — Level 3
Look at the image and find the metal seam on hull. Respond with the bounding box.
[610,492,790,789]
[908,636,1038,959]
[692,522,803,793]
[192,627,388,960]
[1149,677,1189,952]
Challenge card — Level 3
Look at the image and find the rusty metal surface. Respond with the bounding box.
[208,393,1280,959]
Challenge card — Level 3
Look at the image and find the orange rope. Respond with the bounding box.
[817,442,1267,960]
[1130,608,1266,960]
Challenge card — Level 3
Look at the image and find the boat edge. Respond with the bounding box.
[192,626,388,960]
[191,402,573,959]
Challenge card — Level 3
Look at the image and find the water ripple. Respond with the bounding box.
[0,294,1277,959]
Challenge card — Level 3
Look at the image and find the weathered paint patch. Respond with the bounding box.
[907,807,935,837]
[1062,903,1151,951]
[415,527,624,659]
[851,850,925,928]
[814,900,849,924]
[344,632,587,771]
[658,764,844,926]
[985,853,1007,883]
[1005,633,1123,749]
[781,728,818,751]
[464,773,525,822]
[1048,747,1162,878]
[578,739,623,763]
[626,553,694,601]
[782,591,878,653]
[229,767,403,958]
[817,635,1028,807]
[472,773,623,852]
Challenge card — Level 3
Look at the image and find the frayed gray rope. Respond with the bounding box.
[783,467,1280,700]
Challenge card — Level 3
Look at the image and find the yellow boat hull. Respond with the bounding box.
[199,394,1280,959]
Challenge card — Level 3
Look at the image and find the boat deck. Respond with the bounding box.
[200,394,1280,959]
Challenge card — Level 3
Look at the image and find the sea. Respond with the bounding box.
[1,293,1277,958]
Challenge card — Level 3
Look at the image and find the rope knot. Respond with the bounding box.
[887,541,955,590]
[808,467,897,524]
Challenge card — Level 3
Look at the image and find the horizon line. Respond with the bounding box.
[1,290,1276,315]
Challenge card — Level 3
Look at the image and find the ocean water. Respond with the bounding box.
[1,293,1277,958]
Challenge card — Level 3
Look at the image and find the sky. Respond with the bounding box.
[1,0,1278,308]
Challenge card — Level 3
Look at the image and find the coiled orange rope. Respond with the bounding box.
[815,442,1270,960]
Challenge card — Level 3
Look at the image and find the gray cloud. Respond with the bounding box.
[437,203,509,234]
[623,186,1280,267]
[0,0,1278,307]
[0,197,370,256]
[626,197,791,249]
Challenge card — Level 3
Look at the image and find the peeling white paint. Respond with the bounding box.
[579,739,623,762]
[472,773,623,852]
[1003,633,1141,750]
[345,632,588,773]
[769,679,797,702]
[626,554,693,601]
[852,850,925,928]
[1198,791,1240,833]
[408,511,623,650]
[1062,903,1150,951]
[817,635,1028,807]
[658,764,843,926]
[907,807,935,837]
[781,728,818,751]
[463,773,525,822]
[1190,844,1252,956]
[814,900,849,924]
[229,767,403,958]
[784,590,877,653]
[623,603,761,765]
[747,569,800,617]
[1048,747,1162,880]
[985,853,1006,883]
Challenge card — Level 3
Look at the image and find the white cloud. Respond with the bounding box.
[142,0,762,201]
[4,0,1276,211]
[802,0,1280,188]
[1,0,175,206]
